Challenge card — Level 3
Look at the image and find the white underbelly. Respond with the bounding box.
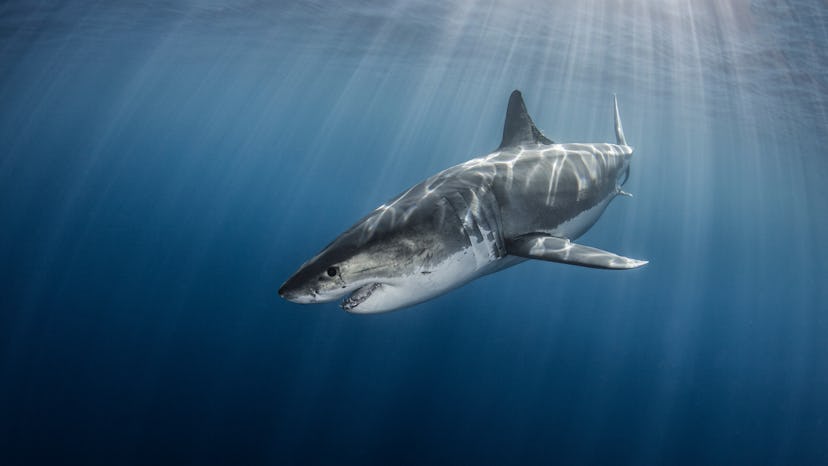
[352,234,511,313]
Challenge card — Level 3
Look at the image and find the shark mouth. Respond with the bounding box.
[341,283,382,311]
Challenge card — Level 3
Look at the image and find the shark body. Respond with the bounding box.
[279,90,646,313]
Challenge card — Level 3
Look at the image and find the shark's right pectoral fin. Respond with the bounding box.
[506,235,648,270]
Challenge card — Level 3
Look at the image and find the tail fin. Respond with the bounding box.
[613,94,627,146]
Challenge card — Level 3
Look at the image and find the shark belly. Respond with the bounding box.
[344,185,512,314]
[345,241,512,314]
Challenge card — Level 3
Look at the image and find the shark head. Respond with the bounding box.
[278,232,394,311]
[279,202,469,314]
[279,246,402,314]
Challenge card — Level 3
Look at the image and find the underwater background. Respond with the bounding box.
[1,1,827,464]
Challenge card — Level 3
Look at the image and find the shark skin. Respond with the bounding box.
[279,90,646,314]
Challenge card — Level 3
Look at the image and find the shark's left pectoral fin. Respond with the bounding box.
[507,235,648,270]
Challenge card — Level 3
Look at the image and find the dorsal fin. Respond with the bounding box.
[498,90,553,149]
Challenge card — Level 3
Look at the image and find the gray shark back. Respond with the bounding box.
[379,141,631,241]
[488,143,632,239]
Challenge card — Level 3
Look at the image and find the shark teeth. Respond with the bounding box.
[341,283,382,311]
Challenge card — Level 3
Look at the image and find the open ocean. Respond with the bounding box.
[1,1,827,464]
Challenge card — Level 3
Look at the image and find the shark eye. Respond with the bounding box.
[326,267,339,277]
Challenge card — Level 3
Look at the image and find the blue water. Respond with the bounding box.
[2,1,827,464]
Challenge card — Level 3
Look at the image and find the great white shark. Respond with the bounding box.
[279,90,646,313]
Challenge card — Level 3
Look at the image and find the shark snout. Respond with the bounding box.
[278,274,313,303]
[279,266,351,305]
[278,281,316,304]
[277,282,290,298]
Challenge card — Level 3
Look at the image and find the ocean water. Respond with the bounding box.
[1,1,827,464]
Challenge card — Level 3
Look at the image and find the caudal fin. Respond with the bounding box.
[613,94,627,146]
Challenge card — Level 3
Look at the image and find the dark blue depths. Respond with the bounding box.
[1,1,827,465]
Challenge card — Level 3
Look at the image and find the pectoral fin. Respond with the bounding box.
[506,235,647,270]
